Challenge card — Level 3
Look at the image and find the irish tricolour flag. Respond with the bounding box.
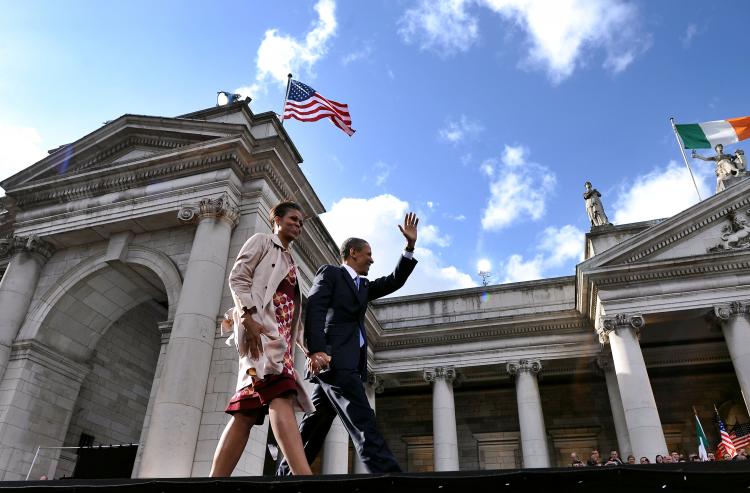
[675,116,750,149]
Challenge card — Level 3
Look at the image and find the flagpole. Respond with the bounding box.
[670,117,702,201]
[281,73,293,127]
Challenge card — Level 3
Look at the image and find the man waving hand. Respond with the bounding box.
[278,213,419,474]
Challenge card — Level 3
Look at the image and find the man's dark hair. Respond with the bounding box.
[269,201,303,224]
[340,237,369,260]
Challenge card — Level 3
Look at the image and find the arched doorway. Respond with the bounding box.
[0,246,181,480]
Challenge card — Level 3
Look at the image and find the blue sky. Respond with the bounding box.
[0,0,747,295]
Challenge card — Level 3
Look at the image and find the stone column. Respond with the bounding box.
[0,235,54,382]
[424,366,459,471]
[715,302,750,412]
[322,417,350,474]
[139,194,239,477]
[354,373,383,473]
[595,355,632,458]
[598,314,666,460]
[507,359,550,468]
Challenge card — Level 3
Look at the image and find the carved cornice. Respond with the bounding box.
[507,358,542,377]
[73,135,197,174]
[423,366,457,383]
[714,301,750,321]
[597,313,644,344]
[375,319,587,350]
[625,196,750,263]
[10,339,90,383]
[0,234,55,260]
[14,152,243,208]
[592,258,750,288]
[178,193,240,228]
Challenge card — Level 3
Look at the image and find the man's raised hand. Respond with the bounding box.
[398,212,419,250]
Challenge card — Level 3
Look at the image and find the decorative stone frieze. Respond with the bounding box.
[507,358,542,377]
[714,301,750,320]
[597,314,644,344]
[0,234,55,260]
[177,193,240,228]
[709,209,750,252]
[423,366,456,383]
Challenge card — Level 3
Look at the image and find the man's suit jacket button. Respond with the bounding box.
[271,264,275,267]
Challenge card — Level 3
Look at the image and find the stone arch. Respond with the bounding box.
[18,245,182,346]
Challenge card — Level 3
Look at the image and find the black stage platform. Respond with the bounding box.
[3,462,750,493]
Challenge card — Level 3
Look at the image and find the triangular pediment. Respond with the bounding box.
[1,103,263,194]
[581,177,750,271]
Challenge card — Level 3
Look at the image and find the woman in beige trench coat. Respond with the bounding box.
[210,201,314,476]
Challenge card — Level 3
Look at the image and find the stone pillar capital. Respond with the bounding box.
[597,313,644,344]
[178,193,240,228]
[507,358,542,377]
[367,373,385,394]
[0,234,55,261]
[424,366,456,384]
[714,301,750,321]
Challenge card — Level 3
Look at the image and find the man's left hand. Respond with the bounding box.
[398,212,419,249]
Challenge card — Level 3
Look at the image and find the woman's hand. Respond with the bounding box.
[307,351,331,375]
[241,313,264,360]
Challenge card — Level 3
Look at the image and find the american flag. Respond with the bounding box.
[716,411,737,459]
[731,422,750,451]
[283,80,355,136]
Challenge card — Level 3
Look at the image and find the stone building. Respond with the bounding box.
[0,101,748,480]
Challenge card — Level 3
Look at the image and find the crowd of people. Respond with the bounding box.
[569,448,749,467]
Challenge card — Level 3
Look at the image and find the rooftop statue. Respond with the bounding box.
[692,144,747,193]
[583,181,611,228]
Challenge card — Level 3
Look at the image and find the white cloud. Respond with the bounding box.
[398,0,480,55]
[498,223,584,282]
[444,213,467,221]
[426,201,435,209]
[320,194,476,295]
[341,42,374,65]
[503,254,544,282]
[539,224,585,266]
[420,224,451,248]
[477,258,492,272]
[399,0,648,82]
[682,23,697,48]
[438,115,484,144]
[612,160,712,224]
[480,160,495,177]
[0,123,47,195]
[481,144,556,230]
[484,0,647,82]
[235,0,337,100]
[371,160,394,186]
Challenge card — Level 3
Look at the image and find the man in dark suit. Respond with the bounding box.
[277,213,419,474]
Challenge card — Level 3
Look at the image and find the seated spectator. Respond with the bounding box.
[640,457,651,464]
[707,453,715,461]
[587,449,601,466]
[655,454,664,464]
[570,452,584,467]
[734,449,748,461]
[663,455,673,463]
[626,455,636,464]
[670,451,680,462]
[604,450,622,466]
[688,454,699,462]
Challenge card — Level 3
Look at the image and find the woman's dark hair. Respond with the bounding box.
[269,201,303,224]
[340,237,369,260]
